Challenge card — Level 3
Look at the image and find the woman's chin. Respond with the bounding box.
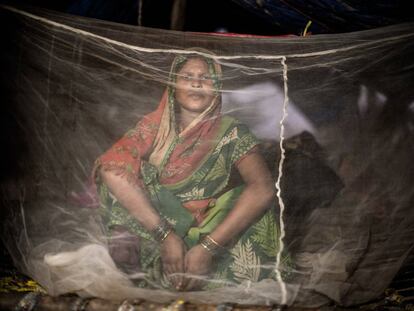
[180,103,210,114]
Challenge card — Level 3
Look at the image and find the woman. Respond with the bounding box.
[95,51,283,291]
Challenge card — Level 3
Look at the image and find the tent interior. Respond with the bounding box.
[0,1,413,310]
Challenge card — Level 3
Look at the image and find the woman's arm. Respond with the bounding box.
[100,169,186,289]
[100,169,162,231]
[209,151,276,245]
[184,152,275,289]
[210,152,275,245]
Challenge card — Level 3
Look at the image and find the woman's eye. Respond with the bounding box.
[179,74,211,82]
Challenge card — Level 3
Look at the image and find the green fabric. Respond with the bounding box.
[159,116,257,199]
[185,186,244,248]
[98,117,290,289]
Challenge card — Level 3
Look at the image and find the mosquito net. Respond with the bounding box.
[0,4,413,308]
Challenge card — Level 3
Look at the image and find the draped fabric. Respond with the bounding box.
[96,51,224,189]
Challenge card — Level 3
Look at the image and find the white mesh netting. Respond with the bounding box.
[1,5,413,308]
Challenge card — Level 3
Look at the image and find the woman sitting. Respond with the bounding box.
[95,51,283,291]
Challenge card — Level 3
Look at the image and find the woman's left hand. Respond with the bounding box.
[183,244,213,290]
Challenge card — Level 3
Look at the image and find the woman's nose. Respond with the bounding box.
[191,78,202,88]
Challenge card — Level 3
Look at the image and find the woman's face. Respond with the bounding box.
[175,57,216,114]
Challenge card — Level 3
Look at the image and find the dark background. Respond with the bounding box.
[2,0,283,34]
[1,0,413,35]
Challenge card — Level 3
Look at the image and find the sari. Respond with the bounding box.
[95,52,286,289]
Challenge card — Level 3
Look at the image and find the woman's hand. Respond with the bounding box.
[160,232,186,290]
[183,244,213,290]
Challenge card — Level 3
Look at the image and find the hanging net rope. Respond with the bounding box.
[0,5,413,308]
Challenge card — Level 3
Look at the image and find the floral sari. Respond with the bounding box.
[95,52,286,289]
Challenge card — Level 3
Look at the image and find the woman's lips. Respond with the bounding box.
[188,91,205,99]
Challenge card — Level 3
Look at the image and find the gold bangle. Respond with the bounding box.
[200,241,211,252]
[200,235,225,255]
[160,227,173,242]
[152,219,173,242]
[205,235,224,248]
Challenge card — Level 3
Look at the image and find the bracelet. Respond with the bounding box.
[151,219,173,242]
[200,235,225,255]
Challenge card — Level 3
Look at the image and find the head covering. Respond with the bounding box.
[148,49,223,167]
[96,49,224,186]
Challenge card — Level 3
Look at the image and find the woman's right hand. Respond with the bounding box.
[160,232,186,290]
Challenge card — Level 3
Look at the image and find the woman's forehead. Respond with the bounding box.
[178,57,209,72]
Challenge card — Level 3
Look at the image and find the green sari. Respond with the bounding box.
[96,51,288,289]
[97,116,286,289]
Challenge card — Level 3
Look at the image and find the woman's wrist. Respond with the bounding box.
[151,219,173,242]
[199,235,226,255]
